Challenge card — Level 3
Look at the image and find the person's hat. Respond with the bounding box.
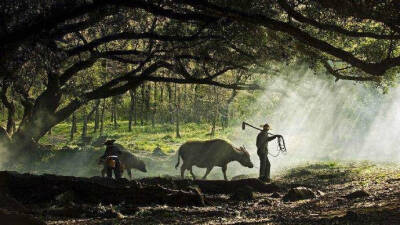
[260,123,270,129]
[104,139,116,145]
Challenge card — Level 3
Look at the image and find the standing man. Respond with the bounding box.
[256,123,282,182]
[101,139,122,179]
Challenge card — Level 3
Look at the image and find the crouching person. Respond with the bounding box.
[100,139,122,179]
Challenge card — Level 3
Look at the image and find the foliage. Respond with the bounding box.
[1,0,400,147]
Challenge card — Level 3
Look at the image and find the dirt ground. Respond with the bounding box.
[30,162,398,225]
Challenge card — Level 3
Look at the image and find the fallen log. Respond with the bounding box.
[0,171,204,207]
[139,177,280,194]
[0,171,280,208]
[0,209,45,225]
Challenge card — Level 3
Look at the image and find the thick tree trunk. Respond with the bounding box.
[94,105,100,133]
[167,83,173,124]
[111,99,114,125]
[100,99,106,136]
[0,126,11,145]
[133,89,137,126]
[12,79,73,145]
[152,83,156,128]
[0,84,16,135]
[222,89,237,128]
[112,97,118,129]
[182,84,187,123]
[193,84,200,123]
[9,76,145,149]
[70,112,77,141]
[87,100,100,122]
[145,84,150,123]
[128,89,135,132]
[6,108,15,135]
[159,84,164,123]
[113,108,117,129]
[81,109,88,139]
[140,84,145,126]
[175,83,181,138]
[210,86,218,137]
[210,116,216,137]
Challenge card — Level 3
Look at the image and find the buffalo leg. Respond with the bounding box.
[107,167,113,178]
[127,169,132,180]
[101,167,106,177]
[189,167,196,180]
[222,165,228,181]
[202,167,213,179]
[180,164,186,179]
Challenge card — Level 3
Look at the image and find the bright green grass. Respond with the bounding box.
[39,121,232,153]
[274,161,400,189]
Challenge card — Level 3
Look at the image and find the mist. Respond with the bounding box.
[2,66,400,180]
[228,66,400,177]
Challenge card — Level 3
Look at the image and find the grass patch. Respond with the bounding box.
[39,121,231,153]
[275,161,400,190]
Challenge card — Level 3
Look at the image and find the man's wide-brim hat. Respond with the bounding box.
[260,123,270,129]
[104,139,116,145]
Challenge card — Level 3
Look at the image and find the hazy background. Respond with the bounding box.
[2,65,400,180]
[226,66,400,177]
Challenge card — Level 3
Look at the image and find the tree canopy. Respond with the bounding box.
[0,0,399,146]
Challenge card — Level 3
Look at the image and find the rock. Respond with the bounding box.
[36,144,55,151]
[230,185,254,201]
[335,197,346,204]
[316,190,325,196]
[345,190,369,199]
[152,146,167,157]
[0,127,11,145]
[90,204,123,218]
[46,205,84,218]
[119,205,139,215]
[0,209,46,225]
[0,193,30,213]
[283,187,316,202]
[270,192,281,198]
[76,142,86,147]
[102,207,125,219]
[55,190,77,205]
[112,208,126,219]
[81,136,92,145]
[192,178,280,194]
[257,199,272,206]
[92,136,108,147]
[60,146,73,151]
[162,135,172,140]
[231,174,257,180]
[344,210,359,220]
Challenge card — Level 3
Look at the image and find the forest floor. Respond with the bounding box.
[4,123,400,224]
[12,161,399,225]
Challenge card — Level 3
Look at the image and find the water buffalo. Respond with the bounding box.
[175,139,253,180]
[99,146,147,179]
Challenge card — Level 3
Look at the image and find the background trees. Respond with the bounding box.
[1,0,400,149]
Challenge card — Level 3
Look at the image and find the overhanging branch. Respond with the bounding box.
[66,32,222,56]
[177,0,400,77]
[323,61,380,82]
[145,76,262,90]
[277,0,400,40]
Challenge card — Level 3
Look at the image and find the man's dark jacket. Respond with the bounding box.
[101,145,122,158]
